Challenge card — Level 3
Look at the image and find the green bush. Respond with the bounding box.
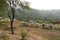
[21,32,27,40]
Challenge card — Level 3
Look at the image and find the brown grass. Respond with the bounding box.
[0,20,60,40]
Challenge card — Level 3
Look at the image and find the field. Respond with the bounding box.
[0,20,60,40]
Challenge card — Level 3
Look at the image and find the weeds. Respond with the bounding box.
[21,31,27,40]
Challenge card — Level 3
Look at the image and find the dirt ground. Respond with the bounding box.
[0,20,60,40]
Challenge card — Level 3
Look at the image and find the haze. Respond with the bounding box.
[25,0,60,10]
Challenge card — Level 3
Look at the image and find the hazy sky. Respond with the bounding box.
[25,0,60,10]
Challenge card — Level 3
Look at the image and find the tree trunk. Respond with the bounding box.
[10,20,14,34]
[7,13,14,34]
[10,7,15,34]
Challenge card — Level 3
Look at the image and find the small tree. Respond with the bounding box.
[0,0,30,34]
[34,16,39,23]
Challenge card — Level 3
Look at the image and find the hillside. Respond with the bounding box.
[3,8,60,21]
[15,9,60,21]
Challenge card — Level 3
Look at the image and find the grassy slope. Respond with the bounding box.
[0,20,60,40]
[29,28,60,40]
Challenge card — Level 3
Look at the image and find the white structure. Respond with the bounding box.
[45,24,49,28]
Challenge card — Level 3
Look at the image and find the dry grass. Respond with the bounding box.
[0,20,60,40]
[29,28,60,40]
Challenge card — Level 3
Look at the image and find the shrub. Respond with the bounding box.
[1,31,9,40]
[21,31,27,40]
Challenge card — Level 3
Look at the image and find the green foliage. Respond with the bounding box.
[0,0,30,34]
[0,21,3,25]
[45,20,52,24]
[21,31,27,40]
[0,0,8,11]
[53,24,60,30]
[20,1,30,10]
[24,5,30,10]
[0,21,6,27]
[1,31,9,40]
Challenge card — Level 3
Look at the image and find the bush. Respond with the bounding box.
[0,31,9,40]
[21,31,27,40]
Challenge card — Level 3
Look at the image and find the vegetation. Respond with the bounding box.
[0,0,60,40]
[0,0,30,34]
[2,32,8,40]
[21,31,27,40]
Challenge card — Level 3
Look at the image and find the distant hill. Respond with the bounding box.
[2,8,60,21]
[15,8,60,21]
